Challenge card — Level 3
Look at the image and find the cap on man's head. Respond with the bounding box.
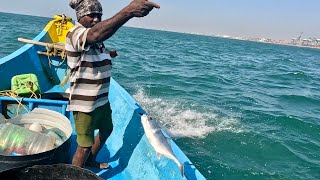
[69,0,103,21]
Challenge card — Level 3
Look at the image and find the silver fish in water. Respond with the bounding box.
[141,114,184,177]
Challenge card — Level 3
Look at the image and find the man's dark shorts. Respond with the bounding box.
[73,102,113,147]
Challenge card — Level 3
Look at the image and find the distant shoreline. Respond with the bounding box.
[165,31,320,50]
[215,36,320,50]
[252,40,320,50]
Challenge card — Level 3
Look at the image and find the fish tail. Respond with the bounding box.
[178,162,184,177]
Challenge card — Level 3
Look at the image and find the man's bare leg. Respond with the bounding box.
[72,146,91,167]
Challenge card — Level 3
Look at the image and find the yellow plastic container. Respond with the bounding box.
[11,74,41,96]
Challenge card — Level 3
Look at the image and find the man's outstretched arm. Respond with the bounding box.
[86,0,160,45]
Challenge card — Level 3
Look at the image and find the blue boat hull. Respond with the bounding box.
[0,16,205,180]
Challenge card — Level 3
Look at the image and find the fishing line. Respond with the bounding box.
[147,30,157,97]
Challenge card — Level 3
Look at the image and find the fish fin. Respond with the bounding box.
[166,137,171,146]
[178,163,185,178]
[157,152,161,160]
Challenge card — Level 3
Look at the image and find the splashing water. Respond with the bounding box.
[133,88,243,138]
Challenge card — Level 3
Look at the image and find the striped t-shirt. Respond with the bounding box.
[65,22,112,113]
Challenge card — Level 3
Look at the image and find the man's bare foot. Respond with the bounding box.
[85,161,110,169]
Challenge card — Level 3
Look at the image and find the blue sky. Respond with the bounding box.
[1,0,320,40]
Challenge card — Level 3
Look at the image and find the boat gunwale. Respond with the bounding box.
[0,29,48,65]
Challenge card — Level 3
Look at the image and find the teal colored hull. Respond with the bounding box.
[0,21,205,180]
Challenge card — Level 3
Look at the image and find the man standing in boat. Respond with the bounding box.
[66,0,160,169]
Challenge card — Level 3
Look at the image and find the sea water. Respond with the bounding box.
[0,12,319,179]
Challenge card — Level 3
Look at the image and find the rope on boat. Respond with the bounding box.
[17,15,73,87]
[0,81,42,116]
[16,15,72,87]
[18,38,70,86]
[45,14,69,66]
[44,43,66,67]
[54,14,70,36]
[0,90,29,115]
[17,38,67,67]
[0,15,72,117]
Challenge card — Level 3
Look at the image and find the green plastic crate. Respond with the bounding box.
[11,74,41,96]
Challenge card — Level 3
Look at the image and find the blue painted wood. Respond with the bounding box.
[0,96,71,119]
